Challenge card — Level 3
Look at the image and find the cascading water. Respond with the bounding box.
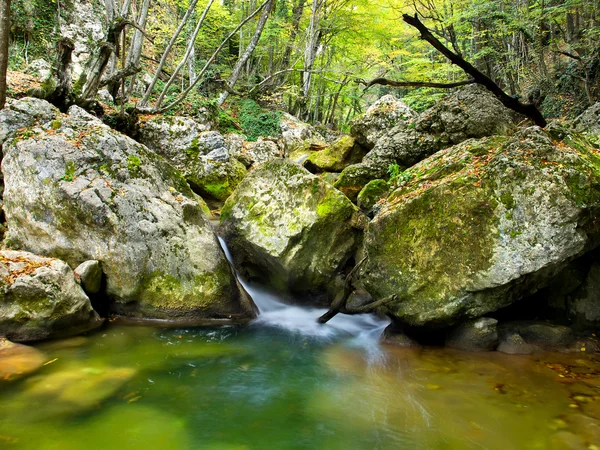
[218,237,389,347]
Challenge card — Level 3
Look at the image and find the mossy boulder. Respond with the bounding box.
[0,251,102,342]
[338,85,516,199]
[0,97,59,147]
[303,136,367,173]
[357,179,390,211]
[279,113,326,153]
[220,160,366,301]
[137,121,246,202]
[350,94,416,149]
[359,126,600,327]
[1,109,255,323]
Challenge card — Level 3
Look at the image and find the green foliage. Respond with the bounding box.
[237,100,281,142]
[127,155,142,176]
[62,161,76,182]
[387,164,413,185]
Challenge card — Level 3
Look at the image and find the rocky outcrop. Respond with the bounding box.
[303,136,367,173]
[359,125,600,327]
[335,85,515,200]
[235,138,281,168]
[575,102,600,136]
[0,97,59,147]
[0,251,102,342]
[279,113,326,153]
[137,119,245,201]
[220,160,366,301]
[350,94,415,149]
[2,106,255,323]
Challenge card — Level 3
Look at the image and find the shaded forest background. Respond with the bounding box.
[5,0,600,131]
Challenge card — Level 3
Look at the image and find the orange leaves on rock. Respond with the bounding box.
[0,255,53,285]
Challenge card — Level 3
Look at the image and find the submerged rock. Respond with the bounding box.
[336,85,515,199]
[498,321,574,352]
[350,94,416,149]
[0,251,102,342]
[446,318,499,352]
[221,160,365,300]
[137,120,245,201]
[0,339,48,381]
[2,109,255,323]
[303,136,367,173]
[359,126,600,327]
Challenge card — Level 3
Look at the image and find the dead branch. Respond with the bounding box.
[402,13,547,127]
[362,77,475,90]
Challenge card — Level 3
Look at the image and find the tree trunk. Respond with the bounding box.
[0,0,11,109]
[302,0,321,99]
[217,0,275,105]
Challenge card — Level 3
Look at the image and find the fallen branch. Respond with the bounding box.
[362,77,475,91]
[402,13,546,127]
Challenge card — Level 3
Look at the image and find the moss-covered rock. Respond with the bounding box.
[334,164,382,202]
[0,251,102,342]
[220,160,365,301]
[357,179,389,211]
[303,136,367,173]
[2,108,255,323]
[359,126,600,327]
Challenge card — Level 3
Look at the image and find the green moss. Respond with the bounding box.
[62,161,77,182]
[304,136,357,173]
[50,119,62,130]
[127,155,142,177]
[357,179,389,210]
[500,192,515,210]
[191,160,247,202]
[185,137,200,158]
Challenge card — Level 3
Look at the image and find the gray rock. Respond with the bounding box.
[446,318,499,352]
[498,321,574,351]
[235,138,281,168]
[497,333,536,354]
[0,97,59,147]
[575,102,600,136]
[381,325,421,348]
[2,111,255,323]
[350,94,415,149]
[220,160,365,300]
[567,261,600,330]
[279,113,326,153]
[336,85,515,198]
[0,251,102,342]
[27,59,52,80]
[359,126,600,327]
[137,119,246,201]
[74,260,102,294]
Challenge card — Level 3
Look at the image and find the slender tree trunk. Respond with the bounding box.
[0,0,12,109]
[139,0,199,107]
[217,0,275,105]
[154,0,215,108]
[125,0,151,98]
[302,0,321,99]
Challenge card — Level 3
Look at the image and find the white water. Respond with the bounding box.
[218,237,389,346]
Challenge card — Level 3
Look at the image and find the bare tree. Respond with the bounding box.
[217,0,276,106]
[0,0,11,109]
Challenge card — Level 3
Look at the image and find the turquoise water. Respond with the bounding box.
[1,319,600,450]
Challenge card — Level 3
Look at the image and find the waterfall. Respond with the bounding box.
[218,237,389,344]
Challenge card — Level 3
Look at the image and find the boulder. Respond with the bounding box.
[279,113,326,153]
[359,126,600,327]
[303,136,367,173]
[137,120,246,202]
[0,97,59,147]
[445,318,499,352]
[235,138,281,168]
[74,260,102,294]
[357,179,389,211]
[220,160,366,300]
[0,251,102,342]
[0,339,49,381]
[498,321,574,351]
[350,94,415,149]
[2,109,255,323]
[575,102,600,136]
[336,85,515,199]
[564,261,600,330]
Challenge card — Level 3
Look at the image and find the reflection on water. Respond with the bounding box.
[0,324,599,449]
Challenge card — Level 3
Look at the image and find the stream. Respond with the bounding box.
[0,242,599,449]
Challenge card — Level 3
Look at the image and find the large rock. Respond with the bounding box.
[445,318,499,352]
[279,113,326,153]
[335,85,515,199]
[350,94,415,149]
[220,160,366,300]
[303,136,367,173]
[137,119,245,201]
[358,126,600,327]
[235,138,281,168]
[2,108,255,323]
[0,97,59,147]
[0,251,102,341]
[575,102,600,136]
[0,339,49,381]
